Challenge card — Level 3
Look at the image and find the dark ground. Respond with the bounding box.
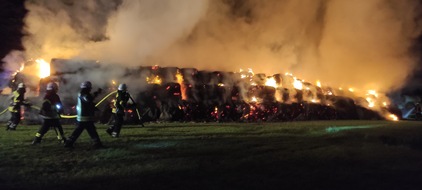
[1,121,422,190]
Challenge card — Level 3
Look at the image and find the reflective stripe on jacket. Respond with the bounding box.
[8,91,24,112]
[112,91,129,114]
[76,92,96,122]
[39,92,62,119]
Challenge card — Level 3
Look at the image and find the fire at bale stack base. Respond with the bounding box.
[3,58,399,124]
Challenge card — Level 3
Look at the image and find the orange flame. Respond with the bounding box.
[388,114,399,121]
[293,77,303,90]
[36,59,50,78]
[265,77,277,88]
[176,71,187,100]
[146,75,162,85]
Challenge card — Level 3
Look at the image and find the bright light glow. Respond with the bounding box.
[265,77,277,88]
[366,97,375,108]
[367,90,378,97]
[388,114,398,121]
[36,59,50,78]
[348,88,354,92]
[383,102,388,107]
[316,80,321,87]
[146,75,162,85]
[175,71,187,100]
[251,96,258,102]
[311,99,320,103]
[293,77,303,90]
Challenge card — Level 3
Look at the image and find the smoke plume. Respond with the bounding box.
[2,0,422,94]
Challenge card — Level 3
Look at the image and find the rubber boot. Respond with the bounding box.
[32,137,42,145]
[106,127,113,136]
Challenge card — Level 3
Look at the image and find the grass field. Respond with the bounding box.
[1,120,422,190]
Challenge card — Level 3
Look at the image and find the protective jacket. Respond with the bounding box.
[112,91,130,115]
[8,90,28,112]
[77,92,97,122]
[39,91,63,119]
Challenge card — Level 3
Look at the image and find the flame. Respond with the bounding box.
[388,114,398,121]
[251,96,258,102]
[316,80,321,87]
[176,71,187,100]
[146,75,162,85]
[218,83,225,87]
[265,77,277,88]
[366,97,375,108]
[293,77,303,90]
[348,88,354,92]
[367,90,378,98]
[240,68,254,80]
[311,99,320,103]
[111,80,116,85]
[36,59,50,78]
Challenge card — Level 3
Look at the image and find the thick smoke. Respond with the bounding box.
[157,0,422,93]
[2,0,422,95]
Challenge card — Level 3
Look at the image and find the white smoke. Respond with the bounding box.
[1,0,421,96]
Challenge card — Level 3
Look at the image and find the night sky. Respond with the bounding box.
[0,0,26,64]
[0,0,421,96]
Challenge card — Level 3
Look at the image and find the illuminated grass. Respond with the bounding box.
[1,120,422,190]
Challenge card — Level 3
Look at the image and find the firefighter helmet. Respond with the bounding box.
[118,83,127,91]
[80,81,92,89]
[18,83,26,89]
[46,82,58,91]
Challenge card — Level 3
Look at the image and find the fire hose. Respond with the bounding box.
[0,107,7,115]
[0,90,143,122]
[0,91,118,118]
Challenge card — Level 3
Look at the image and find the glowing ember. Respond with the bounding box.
[251,96,258,102]
[36,59,50,78]
[367,90,378,98]
[265,77,277,87]
[311,99,320,103]
[388,114,398,121]
[293,77,303,90]
[366,97,375,108]
[218,83,225,87]
[316,80,321,87]
[146,75,162,85]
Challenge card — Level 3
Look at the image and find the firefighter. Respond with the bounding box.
[415,102,422,120]
[6,83,31,131]
[64,81,104,149]
[106,83,131,138]
[32,82,66,145]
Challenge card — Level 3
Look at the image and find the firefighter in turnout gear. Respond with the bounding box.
[6,83,31,130]
[415,102,422,120]
[106,83,131,137]
[64,81,104,149]
[32,82,66,145]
